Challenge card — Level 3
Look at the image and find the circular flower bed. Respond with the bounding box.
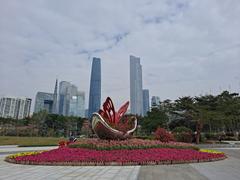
[5,139,226,166]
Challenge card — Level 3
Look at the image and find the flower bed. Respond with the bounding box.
[68,138,199,150]
[5,147,226,166]
[199,149,224,154]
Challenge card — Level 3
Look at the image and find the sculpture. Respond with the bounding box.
[91,97,137,140]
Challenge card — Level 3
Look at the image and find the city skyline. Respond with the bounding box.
[0,1,240,111]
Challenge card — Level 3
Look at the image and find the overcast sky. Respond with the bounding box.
[0,0,240,110]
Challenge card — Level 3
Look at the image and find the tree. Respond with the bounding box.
[30,110,48,136]
[141,108,169,134]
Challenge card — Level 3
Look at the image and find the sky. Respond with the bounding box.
[0,0,240,111]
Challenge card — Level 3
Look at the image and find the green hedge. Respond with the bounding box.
[69,143,199,151]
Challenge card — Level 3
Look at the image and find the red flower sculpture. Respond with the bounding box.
[92,97,137,140]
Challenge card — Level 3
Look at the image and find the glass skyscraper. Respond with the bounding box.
[88,57,101,118]
[69,91,85,117]
[34,92,53,113]
[58,81,79,116]
[151,96,160,109]
[130,55,143,116]
[142,89,150,116]
[52,79,58,114]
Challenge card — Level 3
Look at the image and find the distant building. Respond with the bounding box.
[130,55,143,116]
[0,97,31,119]
[151,96,160,109]
[59,81,77,116]
[34,92,53,113]
[58,81,85,117]
[52,79,58,114]
[69,91,85,117]
[142,89,150,116]
[88,57,101,118]
[85,109,88,118]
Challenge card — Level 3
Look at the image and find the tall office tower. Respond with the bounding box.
[69,91,85,117]
[151,96,160,109]
[34,92,53,113]
[142,89,150,116]
[88,57,101,118]
[58,81,78,116]
[58,81,71,115]
[130,55,143,116]
[52,79,58,114]
[0,97,31,119]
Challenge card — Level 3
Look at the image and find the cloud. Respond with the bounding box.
[0,0,240,110]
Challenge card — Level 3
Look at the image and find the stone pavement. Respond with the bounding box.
[0,146,140,180]
[0,146,239,180]
[0,145,58,155]
[138,148,240,180]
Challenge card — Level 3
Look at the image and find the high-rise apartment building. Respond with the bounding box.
[69,91,85,117]
[0,97,31,119]
[34,92,53,113]
[130,55,143,116]
[142,89,150,116]
[88,57,101,118]
[151,96,160,109]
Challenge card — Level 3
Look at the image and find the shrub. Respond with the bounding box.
[222,136,238,141]
[154,128,175,142]
[172,126,193,143]
[200,133,207,143]
[69,138,197,150]
[174,132,192,143]
[172,126,192,134]
[133,136,153,140]
[226,132,234,137]
[204,133,219,140]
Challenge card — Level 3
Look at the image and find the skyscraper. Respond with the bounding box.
[34,92,53,113]
[69,91,85,117]
[0,96,31,119]
[52,79,58,114]
[88,57,101,118]
[130,55,143,116]
[151,96,160,109]
[58,81,79,116]
[142,89,150,116]
[58,81,71,115]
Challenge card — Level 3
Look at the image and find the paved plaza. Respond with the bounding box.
[0,146,240,180]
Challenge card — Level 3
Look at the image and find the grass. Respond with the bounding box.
[0,136,65,147]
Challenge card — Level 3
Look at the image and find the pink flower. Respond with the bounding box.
[12,147,225,165]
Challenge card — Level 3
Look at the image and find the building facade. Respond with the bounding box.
[34,92,53,113]
[58,81,76,116]
[69,91,85,117]
[151,96,160,109]
[142,89,150,116]
[88,57,101,118]
[52,79,58,114]
[0,97,31,119]
[130,55,143,116]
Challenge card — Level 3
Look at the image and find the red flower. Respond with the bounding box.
[154,128,175,142]
[12,147,225,165]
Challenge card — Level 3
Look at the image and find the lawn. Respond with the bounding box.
[0,136,65,147]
